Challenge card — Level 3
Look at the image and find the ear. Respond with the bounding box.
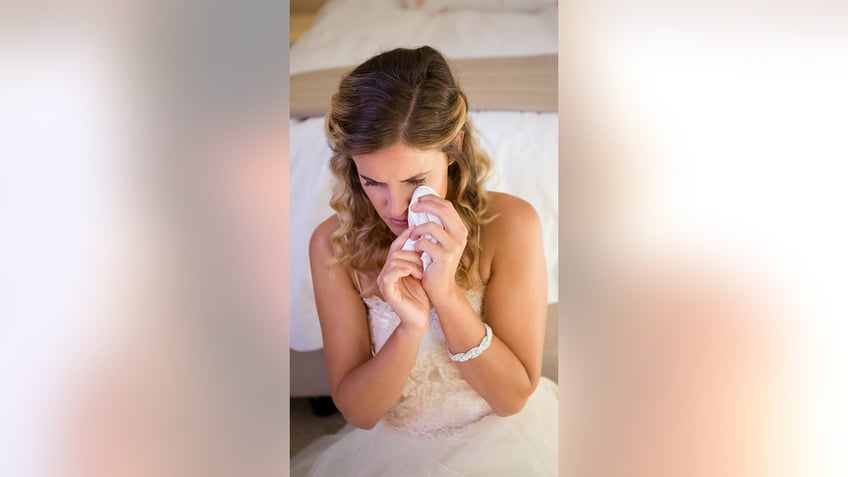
[454,130,465,151]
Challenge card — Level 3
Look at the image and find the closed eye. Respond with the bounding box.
[359,174,426,187]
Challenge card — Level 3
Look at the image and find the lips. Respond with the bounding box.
[387,216,408,228]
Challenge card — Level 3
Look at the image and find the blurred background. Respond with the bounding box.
[1,1,290,475]
[559,1,848,475]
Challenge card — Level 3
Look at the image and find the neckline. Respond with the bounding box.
[363,286,484,304]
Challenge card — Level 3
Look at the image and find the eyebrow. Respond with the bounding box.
[359,171,430,184]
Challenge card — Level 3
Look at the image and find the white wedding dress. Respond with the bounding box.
[290,289,558,476]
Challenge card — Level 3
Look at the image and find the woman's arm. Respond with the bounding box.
[309,217,428,429]
[413,194,547,416]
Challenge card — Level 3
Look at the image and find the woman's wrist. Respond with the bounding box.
[428,282,464,309]
[396,317,429,340]
[449,323,492,362]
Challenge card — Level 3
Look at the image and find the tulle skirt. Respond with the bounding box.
[290,377,558,477]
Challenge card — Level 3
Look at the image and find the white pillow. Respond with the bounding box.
[400,0,556,13]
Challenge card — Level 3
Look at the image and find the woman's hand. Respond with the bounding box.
[409,195,467,305]
[377,227,431,331]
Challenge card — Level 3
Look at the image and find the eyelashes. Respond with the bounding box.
[362,178,426,187]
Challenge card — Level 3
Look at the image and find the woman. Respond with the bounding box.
[291,46,557,476]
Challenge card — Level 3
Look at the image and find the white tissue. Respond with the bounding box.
[401,185,444,271]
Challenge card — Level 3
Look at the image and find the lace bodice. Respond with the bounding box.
[363,290,494,438]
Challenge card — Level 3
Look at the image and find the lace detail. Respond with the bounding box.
[363,289,493,438]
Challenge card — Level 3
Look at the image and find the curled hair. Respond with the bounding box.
[325,46,492,292]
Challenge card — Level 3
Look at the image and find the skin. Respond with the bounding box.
[309,140,547,429]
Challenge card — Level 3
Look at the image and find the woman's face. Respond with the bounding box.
[352,141,450,236]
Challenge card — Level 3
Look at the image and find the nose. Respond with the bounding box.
[386,187,410,218]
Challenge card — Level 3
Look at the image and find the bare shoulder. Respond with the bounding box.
[309,215,341,260]
[479,192,543,282]
[485,191,541,234]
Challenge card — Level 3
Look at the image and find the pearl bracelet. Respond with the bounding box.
[449,323,492,362]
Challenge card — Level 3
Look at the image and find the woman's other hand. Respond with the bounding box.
[377,227,431,331]
[409,195,467,305]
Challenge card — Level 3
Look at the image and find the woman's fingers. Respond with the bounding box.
[405,198,468,279]
[410,222,464,253]
[382,260,423,281]
[379,251,425,281]
[411,235,441,260]
[412,196,467,238]
[388,226,416,252]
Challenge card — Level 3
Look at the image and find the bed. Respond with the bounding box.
[290,0,559,397]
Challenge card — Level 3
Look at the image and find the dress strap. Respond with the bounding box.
[351,270,363,295]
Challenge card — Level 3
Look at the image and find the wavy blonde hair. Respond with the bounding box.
[325,46,492,293]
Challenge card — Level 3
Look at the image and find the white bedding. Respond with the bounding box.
[290,0,558,351]
[290,0,558,74]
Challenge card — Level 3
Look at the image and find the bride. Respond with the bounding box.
[291,45,558,476]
